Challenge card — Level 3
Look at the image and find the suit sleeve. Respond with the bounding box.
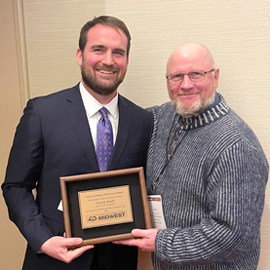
[2,98,54,252]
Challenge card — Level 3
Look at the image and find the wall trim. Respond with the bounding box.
[12,0,30,109]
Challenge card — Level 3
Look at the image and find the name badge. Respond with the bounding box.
[148,195,167,229]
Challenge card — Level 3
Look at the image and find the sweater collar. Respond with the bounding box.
[176,93,230,131]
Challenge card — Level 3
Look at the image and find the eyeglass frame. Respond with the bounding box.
[166,69,215,83]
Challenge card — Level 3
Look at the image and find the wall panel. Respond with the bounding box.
[4,0,269,269]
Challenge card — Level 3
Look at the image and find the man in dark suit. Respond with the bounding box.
[2,15,153,270]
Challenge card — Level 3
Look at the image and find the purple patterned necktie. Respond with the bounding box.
[96,107,113,172]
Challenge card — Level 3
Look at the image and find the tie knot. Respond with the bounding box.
[99,107,108,118]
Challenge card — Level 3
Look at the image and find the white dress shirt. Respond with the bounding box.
[79,82,119,149]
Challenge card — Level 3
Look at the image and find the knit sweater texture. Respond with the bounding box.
[146,94,269,270]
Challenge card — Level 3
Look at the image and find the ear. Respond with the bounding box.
[214,68,219,89]
[76,48,83,66]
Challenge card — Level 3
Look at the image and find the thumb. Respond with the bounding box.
[63,237,83,247]
[131,229,147,238]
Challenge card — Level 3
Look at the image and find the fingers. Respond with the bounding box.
[113,238,139,246]
[40,236,94,264]
[113,229,157,252]
[63,237,94,263]
[66,245,94,263]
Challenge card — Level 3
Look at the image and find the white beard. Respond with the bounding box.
[171,94,215,118]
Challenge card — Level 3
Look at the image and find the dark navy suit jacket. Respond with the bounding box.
[2,84,153,270]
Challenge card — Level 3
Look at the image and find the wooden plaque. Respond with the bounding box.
[59,167,151,247]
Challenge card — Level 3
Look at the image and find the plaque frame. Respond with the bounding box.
[59,167,151,247]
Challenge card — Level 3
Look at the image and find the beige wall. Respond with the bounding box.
[0,0,27,269]
[1,0,270,269]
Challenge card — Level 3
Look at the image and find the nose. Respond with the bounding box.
[180,74,194,90]
[102,52,114,66]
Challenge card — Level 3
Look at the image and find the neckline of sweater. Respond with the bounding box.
[175,94,230,131]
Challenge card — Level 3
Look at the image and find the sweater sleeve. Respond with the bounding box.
[154,139,268,266]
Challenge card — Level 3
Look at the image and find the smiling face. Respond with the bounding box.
[76,24,129,103]
[166,43,219,117]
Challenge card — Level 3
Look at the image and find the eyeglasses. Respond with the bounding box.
[166,69,215,83]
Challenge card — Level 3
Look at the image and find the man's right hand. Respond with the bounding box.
[40,236,94,263]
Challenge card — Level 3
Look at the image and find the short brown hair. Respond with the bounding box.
[79,15,131,57]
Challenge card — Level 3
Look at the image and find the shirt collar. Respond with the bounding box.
[79,82,118,118]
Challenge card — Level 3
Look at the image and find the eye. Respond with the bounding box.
[188,70,205,81]
[91,45,106,54]
[114,50,125,57]
[191,71,202,76]
[94,48,104,53]
[92,49,104,56]
[172,73,183,79]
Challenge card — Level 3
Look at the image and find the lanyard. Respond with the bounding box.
[159,114,187,175]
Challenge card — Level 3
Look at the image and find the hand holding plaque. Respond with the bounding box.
[59,167,151,247]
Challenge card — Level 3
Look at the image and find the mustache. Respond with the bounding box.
[178,92,199,96]
[95,64,118,72]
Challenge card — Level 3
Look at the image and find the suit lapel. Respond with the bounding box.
[107,95,130,170]
[63,85,99,171]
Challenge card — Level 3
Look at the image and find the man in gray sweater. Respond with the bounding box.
[115,43,269,269]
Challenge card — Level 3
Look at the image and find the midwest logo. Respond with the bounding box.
[88,212,126,222]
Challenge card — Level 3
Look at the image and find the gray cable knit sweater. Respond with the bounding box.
[146,94,269,270]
